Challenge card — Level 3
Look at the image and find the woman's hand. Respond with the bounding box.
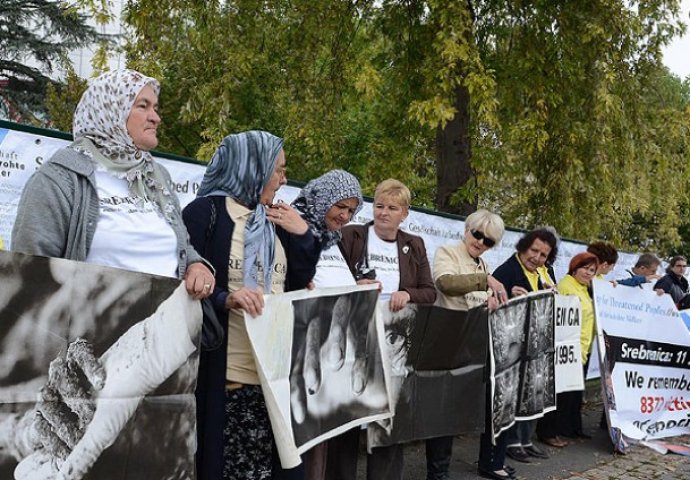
[225,287,264,317]
[389,290,411,312]
[511,285,529,297]
[487,275,508,305]
[267,203,308,234]
[184,263,215,300]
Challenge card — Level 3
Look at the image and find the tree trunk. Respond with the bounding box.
[435,84,476,216]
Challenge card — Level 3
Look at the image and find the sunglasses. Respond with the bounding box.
[470,229,496,248]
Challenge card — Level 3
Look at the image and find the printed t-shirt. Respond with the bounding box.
[312,244,356,288]
[86,168,178,277]
[226,198,287,385]
[366,226,400,301]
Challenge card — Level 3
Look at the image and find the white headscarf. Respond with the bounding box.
[72,69,175,220]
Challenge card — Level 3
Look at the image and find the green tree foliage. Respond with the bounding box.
[117,0,688,252]
[0,0,101,124]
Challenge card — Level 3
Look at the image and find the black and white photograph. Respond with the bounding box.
[489,292,556,437]
[0,251,201,480]
[289,288,389,450]
[369,304,489,448]
[517,293,556,417]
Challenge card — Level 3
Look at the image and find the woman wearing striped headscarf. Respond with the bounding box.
[183,131,319,480]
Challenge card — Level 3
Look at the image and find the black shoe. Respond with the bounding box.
[503,464,516,475]
[524,444,549,459]
[477,467,515,480]
[506,446,531,463]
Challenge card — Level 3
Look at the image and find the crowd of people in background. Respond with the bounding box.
[9,69,690,480]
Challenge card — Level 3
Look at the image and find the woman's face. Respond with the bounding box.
[671,259,687,278]
[259,150,287,205]
[464,226,495,258]
[126,85,161,151]
[372,195,408,240]
[573,263,597,286]
[324,197,359,231]
[518,238,552,273]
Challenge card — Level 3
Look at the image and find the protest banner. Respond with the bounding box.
[245,284,392,468]
[554,294,585,393]
[593,279,690,445]
[490,291,556,438]
[0,251,201,479]
[367,304,489,449]
[0,120,638,284]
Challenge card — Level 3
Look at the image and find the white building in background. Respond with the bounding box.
[67,0,127,79]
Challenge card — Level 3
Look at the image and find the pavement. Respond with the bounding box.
[354,391,690,479]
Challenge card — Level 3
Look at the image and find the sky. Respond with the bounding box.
[662,0,690,78]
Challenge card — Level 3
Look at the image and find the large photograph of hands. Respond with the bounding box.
[245,284,392,468]
[489,291,556,439]
[367,304,489,449]
[0,251,201,480]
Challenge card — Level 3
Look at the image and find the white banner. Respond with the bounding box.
[0,123,640,288]
[554,294,584,393]
[593,279,690,442]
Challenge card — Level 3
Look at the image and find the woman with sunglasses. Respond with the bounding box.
[434,209,508,312]
[432,209,507,480]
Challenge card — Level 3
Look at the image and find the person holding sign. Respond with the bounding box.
[326,178,436,480]
[433,209,508,480]
[489,228,558,466]
[183,131,319,480]
[653,255,689,305]
[538,252,599,446]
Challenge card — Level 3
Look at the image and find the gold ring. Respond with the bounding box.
[203,284,211,291]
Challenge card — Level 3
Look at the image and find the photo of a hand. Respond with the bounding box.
[288,288,389,448]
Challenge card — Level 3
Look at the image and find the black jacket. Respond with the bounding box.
[492,254,555,298]
[654,273,689,304]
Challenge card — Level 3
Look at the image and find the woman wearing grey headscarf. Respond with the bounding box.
[291,170,363,480]
[183,131,320,480]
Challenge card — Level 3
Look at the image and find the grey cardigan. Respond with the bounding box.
[11,146,204,278]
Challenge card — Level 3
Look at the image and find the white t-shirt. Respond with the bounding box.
[312,244,356,288]
[85,169,178,277]
[366,226,400,301]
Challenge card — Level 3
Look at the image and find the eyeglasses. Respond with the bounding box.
[675,264,687,269]
[470,229,496,248]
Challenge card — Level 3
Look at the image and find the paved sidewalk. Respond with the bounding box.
[356,401,690,479]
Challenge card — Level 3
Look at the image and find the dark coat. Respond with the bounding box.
[492,253,555,298]
[337,222,436,304]
[654,273,689,304]
[182,195,319,480]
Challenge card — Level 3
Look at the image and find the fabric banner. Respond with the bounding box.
[245,285,392,468]
[0,250,201,480]
[0,123,639,285]
[554,294,585,393]
[367,304,489,449]
[490,291,556,438]
[593,279,690,445]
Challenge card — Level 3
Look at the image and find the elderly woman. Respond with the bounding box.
[182,131,319,480]
[290,169,363,480]
[433,209,507,480]
[12,69,214,293]
[8,69,215,478]
[480,228,558,478]
[547,252,599,442]
[654,255,689,305]
[326,178,436,480]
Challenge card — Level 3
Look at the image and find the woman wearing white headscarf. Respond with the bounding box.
[183,131,320,480]
[12,69,214,293]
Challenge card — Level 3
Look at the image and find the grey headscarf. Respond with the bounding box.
[197,131,284,292]
[292,170,363,249]
[71,69,176,221]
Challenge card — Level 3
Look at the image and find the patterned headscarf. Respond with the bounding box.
[292,170,363,249]
[197,131,284,292]
[71,69,176,220]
